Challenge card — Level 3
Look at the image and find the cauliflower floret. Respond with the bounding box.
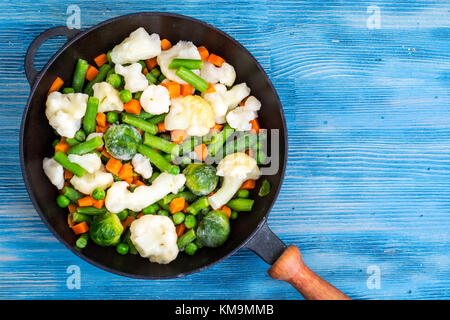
[132,153,153,179]
[110,27,161,65]
[164,95,215,136]
[224,83,251,111]
[130,215,179,264]
[45,92,88,138]
[42,157,64,190]
[67,153,102,174]
[225,96,261,131]
[92,82,124,113]
[115,63,149,93]
[86,132,103,141]
[139,85,170,115]
[70,166,114,195]
[105,172,186,213]
[200,61,236,87]
[157,41,201,84]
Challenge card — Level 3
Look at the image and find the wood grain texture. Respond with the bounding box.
[0,0,449,299]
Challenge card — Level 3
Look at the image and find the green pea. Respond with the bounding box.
[116,243,129,255]
[62,87,75,94]
[52,139,60,148]
[92,188,105,200]
[185,242,198,256]
[117,209,128,221]
[119,89,132,103]
[143,203,159,215]
[236,189,249,198]
[184,215,196,229]
[106,112,119,123]
[76,233,89,249]
[172,212,185,225]
[231,211,238,220]
[56,195,70,208]
[157,209,169,217]
[106,73,121,89]
[106,50,113,64]
[74,130,86,142]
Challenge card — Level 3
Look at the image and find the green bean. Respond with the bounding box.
[256,150,267,165]
[147,113,166,125]
[72,58,89,92]
[236,189,249,198]
[76,206,107,215]
[122,113,158,135]
[62,87,75,94]
[150,68,161,78]
[67,136,103,155]
[226,198,254,212]
[230,211,238,220]
[106,50,113,65]
[117,209,128,221]
[186,197,209,215]
[225,133,258,155]
[208,125,234,156]
[184,242,198,255]
[149,171,160,183]
[258,179,270,197]
[84,64,112,95]
[135,110,154,120]
[160,191,196,206]
[169,59,203,70]
[76,233,89,249]
[142,203,159,215]
[134,91,143,100]
[54,151,86,177]
[143,132,179,154]
[70,212,91,224]
[83,96,99,134]
[146,73,157,84]
[138,144,179,174]
[179,136,202,155]
[177,229,196,250]
[65,138,79,147]
[175,66,209,92]
[158,74,166,82]
[63,186,83,203]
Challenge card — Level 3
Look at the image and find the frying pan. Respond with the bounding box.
[21,12,349,299]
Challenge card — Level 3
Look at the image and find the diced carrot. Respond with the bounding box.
[239,97,249,106]
[64,169,74,180]
[118,163,133,181]
[165,81,181,98]
[92,199,104,209]
[78,196,94,207]
[207,191,215,197]
[171,129,187,144]
[85,65,99,81]
[158,122,166,133]
[123,99,142,115]
[106,158,122,175]
[250,119,260,133]
[55,140,70,154]
[94,53,108,67]
[161,39,172,50]
[124,177,133,185]
[68,214,74,228]
[194,143,208,161]
[68,204,77,214]
[180,84,193,96]
[96,112,106,127]
[101,149,111,158]
[48,77,64,95]
[143,67,148,75]
[211,123,223,132]
[121,216,135,230]
[240,179,256,190]
[145,57,157,70]
[135,180,146,187]
[197,46,209,61]
[207,53,225,67]
[175,223,186,237]
[220,205,231,218]
[183,202,189,213]
[136,213,144,219]
[206,83,216,93]
[246,149,255,157]
[169,197,186,214]
[72,221,89,235]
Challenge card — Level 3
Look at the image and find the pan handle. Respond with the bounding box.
[24,26,80,86]
[245,222,350,300]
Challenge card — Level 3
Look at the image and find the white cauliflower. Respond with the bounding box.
[225,96,261,131]
[164,95,215,136]
[110,27,161,65]
[92,82,124,113]
[70,166,114,195]
[157,41,201,84]
[132,153,153,179]
[139,84,170,115]
[67,153,102,174]
[105,172,186,213]
[42,157,64,190]
[224,83,251,111]
[130,215,179,264]
[208,153,261,209]
[86,132,103,141]
[200,61,236,87]
[115,63,149,93]
[45,91,88,138]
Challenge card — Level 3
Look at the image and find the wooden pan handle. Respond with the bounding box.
[268,245,350,300]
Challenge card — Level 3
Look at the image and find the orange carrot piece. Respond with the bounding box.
[101,149,111,158]
[68,214,75,228]
[96,112,106,127]
[85,65,99,81]
[207,53,225,67]
[206,82,216,93]
[220,205,232,218]
[143,67,148,75]
[48,77,64,95]
[78,196,94,207]
[96,125,107,133]
[165,81,181,98]
[250,119,260,133]
[240,179,256,190]
[194,144,208,161]
[197,46,209,61]
[64,169,74,180]
[183,202,189,213]
[92,199,104,209]
[123,99,142,115]
[136,212,144,219]
[175,223,186,237]
[94,53,108,67]
[180,84,193,96]
[135,180,146,187]
[118,163,133,181]
[171,129,188,144]
[121,216,135,230]
[68,204,77,214]
[55,140,70,154]
[145,57,157,70]
[211,123,223,132]
[106,158,122,175]
[158,122,166,133]
[169,197,186,214]
[161,39,172,50]
[72,221,89,235]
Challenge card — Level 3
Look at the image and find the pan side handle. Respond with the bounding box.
[245,222,350,300]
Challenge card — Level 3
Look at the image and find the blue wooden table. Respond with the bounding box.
[0,0,449,300]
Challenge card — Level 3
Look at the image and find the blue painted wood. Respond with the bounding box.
[0,0,449,299]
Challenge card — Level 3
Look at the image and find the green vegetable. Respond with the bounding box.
[179,136,202,155]
[236,189,249,198]
[106,111,119,124]
[106,50,113,64]
[172,212,185,225]
[52,139,60,148]
[160,191,196,207]
[82,96,99,135]
[62,87,75,94]
[207,125,234,156]
[194,239,204,249]
[92,188,105,200]
[106,73,121,88]
[184,215,197,229]
[175,66,209,92]
[169,59,203,70]
[89,212,124,246]
[149,171,160,182]
[147,113,166,125]
[186,197,210,216]
[143,132,179,154]
[84,64,112,95]
[183,164,218,196]
[62,186,83,203]
[67,136,103,155]
[72,58,89,92]
[117,209,128,221]
[125,230,137,255]
[230,211,238,220]
[76,233,89,249]
[70,211,91,224]
[157,209,169,216]
[258,179,270,197]
[138,144,179,174]
[226,198,254,212]
[137,60,146,71]
[177,229,196,250]
[121,113,158,135]
[150,68,161,78]
[104,124,142,160]
[74,130,86,142]
[184,242,198,255]
[54,151,86,177]
[116,243,129,255]
[196,210,230,248]
[134,91,143,100]
[142,203,159,215]
[158,74,166,82]
[119,89,132,103]
[56,194,70,208]
[77,206,107,215]
[146,73,157,84]
[135,110,154,120]
[65,138,79,147]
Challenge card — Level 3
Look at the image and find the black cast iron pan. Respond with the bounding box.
[21,12,348,299]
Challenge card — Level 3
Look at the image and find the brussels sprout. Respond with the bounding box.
[196,210,230,248]
[183,163,219,196]
[89,212,124,246]
[104,124,142,160]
